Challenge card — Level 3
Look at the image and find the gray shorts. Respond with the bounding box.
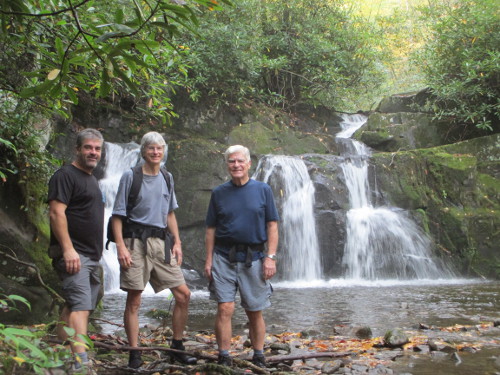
[53,254,102,312]
[209,252,273,311]
[120,237,185,293]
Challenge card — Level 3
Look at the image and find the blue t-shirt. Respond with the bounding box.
[113,169,178,228]
[206,179,279,259]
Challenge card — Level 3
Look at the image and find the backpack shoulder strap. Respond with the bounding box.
[159,167,172,194]
[127,165,143,214]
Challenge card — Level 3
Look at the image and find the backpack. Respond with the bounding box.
[105,165,172,249]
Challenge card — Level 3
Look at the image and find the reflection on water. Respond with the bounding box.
[97,279,499,337]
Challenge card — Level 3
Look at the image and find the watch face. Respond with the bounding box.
[267,254,276,260]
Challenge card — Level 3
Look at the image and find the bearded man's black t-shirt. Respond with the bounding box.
[48,164,105,260]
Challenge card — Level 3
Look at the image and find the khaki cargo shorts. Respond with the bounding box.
[120,237,185,293]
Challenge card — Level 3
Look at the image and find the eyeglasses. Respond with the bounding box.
[227,158,247,165]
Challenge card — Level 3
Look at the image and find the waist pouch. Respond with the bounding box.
[215,238,264,267]
[124,221,174,263]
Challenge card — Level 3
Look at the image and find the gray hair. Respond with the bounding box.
[76,128,103,148]
[140,131,167,156]
[224,145,250,162]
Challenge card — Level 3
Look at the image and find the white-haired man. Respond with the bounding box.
[204,145,279,368]
[112,131,196,368]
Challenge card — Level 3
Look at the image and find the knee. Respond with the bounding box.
[218,303,234,319]
[174,289,191,306]
[126,294,142,313]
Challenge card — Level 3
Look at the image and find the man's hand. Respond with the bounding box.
[63,248,81,274]
[204,260,213,281]
[117,244,133,269]
[172,242,183,266]
[263,257,276,280]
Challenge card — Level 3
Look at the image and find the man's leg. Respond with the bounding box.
[168,284,197,364]
[68,310,91,354]
[124,290,142,347]
[124,290,144,368]
[245,310,265,351]
[56,306,90,353]
[170,284,191,340]
[245,309,267,367]
[215,302,235,351]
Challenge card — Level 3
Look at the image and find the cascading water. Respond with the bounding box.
[99,142,141,293]
[254,155,322,281]
[337,114,454,280]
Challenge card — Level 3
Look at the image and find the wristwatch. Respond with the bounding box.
[266,254,277,261]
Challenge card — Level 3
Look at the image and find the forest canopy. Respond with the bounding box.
[0,0,499,182]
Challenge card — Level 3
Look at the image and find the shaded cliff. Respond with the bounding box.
[1,92,499,323]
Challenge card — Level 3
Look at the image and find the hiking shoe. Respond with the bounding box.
[170,343,197,365]
[252,354,267,368]
[128,350,143,369]
[70,360,96,375]
[217,354,233,367]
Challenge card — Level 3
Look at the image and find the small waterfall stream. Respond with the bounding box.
[99,142,141,293]
[254,156,322,281]
[337,114,454,280]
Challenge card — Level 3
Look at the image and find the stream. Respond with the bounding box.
[95,278,500,374]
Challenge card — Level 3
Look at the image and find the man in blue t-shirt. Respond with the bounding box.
[204,145,279,368]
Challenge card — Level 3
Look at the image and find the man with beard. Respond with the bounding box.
[48,128,105,373]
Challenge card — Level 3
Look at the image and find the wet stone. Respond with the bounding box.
[384,328,409,348]
[368,365,394,374]
[413,345,430,353]
[321,359,342,374]
[270,342,291,352]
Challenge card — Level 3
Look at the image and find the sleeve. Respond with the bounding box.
[264,185,280,222]
[47,168,73,205]
[205,192,217,227]
[112,170,133,216]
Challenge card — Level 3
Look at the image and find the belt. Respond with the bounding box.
[123,221,173,263]
[215,238,265,267]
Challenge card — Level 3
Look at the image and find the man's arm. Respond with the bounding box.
[263,221,278,280]
[49,200,81,274]
[112,215,133,268]
[204,227,216,280]
[167,211,183,266]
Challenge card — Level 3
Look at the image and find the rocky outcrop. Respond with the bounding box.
[1,92,499,323]
[371,134,500,278]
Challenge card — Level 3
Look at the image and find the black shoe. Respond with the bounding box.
[170,344,198,365]
[252,354,266,368]
[128,350,143,369]
[217,354,233,367]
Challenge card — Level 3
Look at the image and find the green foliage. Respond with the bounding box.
[178,0,387,111]
[415,0,500,132]
[0,294,74,374]
[0,98,59,224]
[0,0,231,124]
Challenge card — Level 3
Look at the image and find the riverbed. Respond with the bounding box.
[95,278,500,374]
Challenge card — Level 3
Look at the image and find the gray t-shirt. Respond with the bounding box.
[112,169,178,228]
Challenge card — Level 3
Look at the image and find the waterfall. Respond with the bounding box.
[99,142,141,293]
[337,114,453,280]
[255,156,322,281]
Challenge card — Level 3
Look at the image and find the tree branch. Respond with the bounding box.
[0,0,92,17]
[0,245,64,303]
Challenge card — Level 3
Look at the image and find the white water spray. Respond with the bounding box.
[255,155,322,281]
[337,114,453,280]
[99,142,141,293]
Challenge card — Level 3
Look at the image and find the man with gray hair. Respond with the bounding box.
[204,145,279,368]
[111,131,196,368]
[48,128,105,373]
